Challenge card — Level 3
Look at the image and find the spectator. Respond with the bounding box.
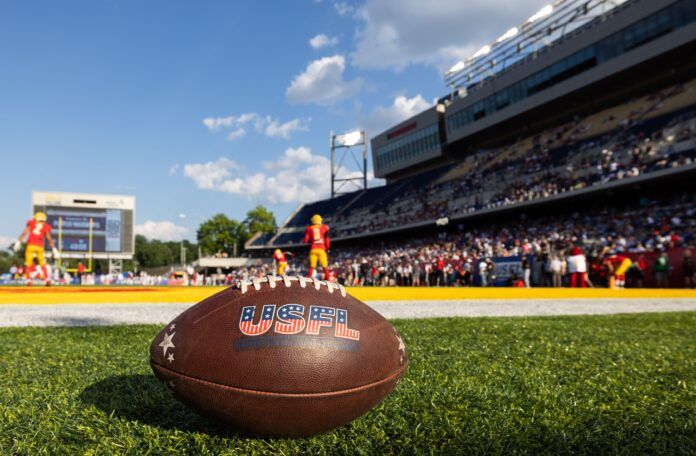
[550,255,563,287]
[653,252,670,288]
[479,260,488,287]
[629,254,647,288]
[521,256,531,288]
[567,247,587,288]
[683,249,694,288]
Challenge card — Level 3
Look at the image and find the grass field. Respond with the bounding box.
[1,313,694,455]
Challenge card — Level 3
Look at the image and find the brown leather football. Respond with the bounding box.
[150,275,407,437]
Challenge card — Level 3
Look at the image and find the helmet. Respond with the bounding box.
[274,249,282,255]
[311,214,322,225]
[34,212,47,222]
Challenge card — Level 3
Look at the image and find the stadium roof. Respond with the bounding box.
[444,0,629,93]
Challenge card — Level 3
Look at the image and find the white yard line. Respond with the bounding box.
[0,299,695,327]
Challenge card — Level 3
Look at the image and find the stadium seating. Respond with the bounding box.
[261,78,696,248]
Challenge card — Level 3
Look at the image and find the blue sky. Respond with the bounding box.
[0,0,545,244]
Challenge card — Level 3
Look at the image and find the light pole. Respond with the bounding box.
[179,213,187,266]
[330,130,368,198]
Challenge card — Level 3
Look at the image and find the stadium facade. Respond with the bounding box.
[248,0,696,251]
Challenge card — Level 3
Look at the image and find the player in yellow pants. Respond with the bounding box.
[273,249,288,275]
[614,257,632,289]
[14,212,60,281]
[604,253,632,289]
[309,248,328,271]
[303,214,331,280]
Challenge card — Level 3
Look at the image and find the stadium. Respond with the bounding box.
[1,0,695,453]
[248,0,696,290]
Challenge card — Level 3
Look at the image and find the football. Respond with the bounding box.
[150,275,408,437]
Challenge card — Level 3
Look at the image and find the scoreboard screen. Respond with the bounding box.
[46,208,123,253]
[32,191,135,259]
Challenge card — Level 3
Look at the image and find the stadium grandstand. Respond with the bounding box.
[247,0,696,286]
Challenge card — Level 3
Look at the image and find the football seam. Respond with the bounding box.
[237,275,347,297]
[152,361,406,398]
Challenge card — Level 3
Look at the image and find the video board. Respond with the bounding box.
[32,192,135,259]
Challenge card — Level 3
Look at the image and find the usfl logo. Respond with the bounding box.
[239,304,360,340]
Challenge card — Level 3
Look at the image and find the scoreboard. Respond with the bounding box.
[32,191,135,259]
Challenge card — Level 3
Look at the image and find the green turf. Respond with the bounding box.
[0,313,694,455]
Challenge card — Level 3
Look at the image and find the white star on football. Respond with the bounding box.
[395,331,406,365]
[159,331,176,356]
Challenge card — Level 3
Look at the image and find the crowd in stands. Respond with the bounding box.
[3,193,693,288]
[330,79,696,238]
[287,193,696,288]
[0,267,256,287]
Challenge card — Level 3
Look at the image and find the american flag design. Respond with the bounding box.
[335,309,360,340]
[274,304,306,335]
[306,306,336,336]
[237,303,361,342]
[239,304,276,336]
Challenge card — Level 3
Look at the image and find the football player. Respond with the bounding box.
[303,214,330,280]
[14,212,60,281]
[603,251,632,289]
[272,248,288,276]
[613,252,632,289]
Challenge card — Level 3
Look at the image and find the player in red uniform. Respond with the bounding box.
[303,214,330,280]
[272,249,288,275]
[13,212,60,280]
[603,252,632,289]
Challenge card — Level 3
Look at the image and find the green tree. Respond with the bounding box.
[197,214,245,256]
[243,205,277,235]
[134,235,174,268]
[0,250,21,274]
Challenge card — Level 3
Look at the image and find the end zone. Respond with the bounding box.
[0,286,695,305]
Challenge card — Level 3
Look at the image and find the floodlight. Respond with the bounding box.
[447,61,465,75]
[330,129,367,198]
[528,4,553,23]
[496,27,519,43]
[471,45,491,60]
[337,130,363,147]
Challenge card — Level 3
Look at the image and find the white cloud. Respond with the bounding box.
[286,55,363,105]
[261,117,310,139]
[182,147,374,204]
[202,116,235,131]
[264,145,315,170]
[183,147,386,203]
[333,1,354,16]
[309,34,339,50]
[168,164,180,175]
[135,221,189,242]
[202,113,309,140]
[183,157,239,190]
[361,93,431,136]
[0,235,16,251]
[226,127,246,140]
[350,0,548,71]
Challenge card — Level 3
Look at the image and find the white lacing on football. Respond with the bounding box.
[237,275,347,297]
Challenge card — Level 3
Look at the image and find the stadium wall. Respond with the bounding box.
[371,106,445,179]
[624,248,694,288]
[370,0,696,180]
[446,0,696,144]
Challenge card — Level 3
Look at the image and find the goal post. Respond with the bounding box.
[57,216,94,273]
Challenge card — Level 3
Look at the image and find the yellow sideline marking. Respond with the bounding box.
[0,286,695,305]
